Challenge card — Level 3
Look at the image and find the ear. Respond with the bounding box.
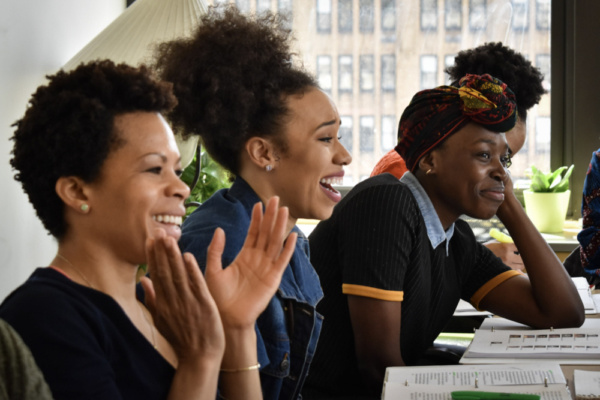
[244,136,278,169]
[55,176,91,214]
[417,151,436,174]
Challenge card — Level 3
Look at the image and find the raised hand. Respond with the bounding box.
[141,229,225,364]
[204,196,297,330]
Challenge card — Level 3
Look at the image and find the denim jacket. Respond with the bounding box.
[179,177,324,400]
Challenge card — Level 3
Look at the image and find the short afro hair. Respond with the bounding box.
[10,60,177,239]
[153,5,318,175]
[445,42,546,121]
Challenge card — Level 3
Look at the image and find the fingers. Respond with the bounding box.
[264,204,290,260]
[254,196,279,252]
[205,227,225,277]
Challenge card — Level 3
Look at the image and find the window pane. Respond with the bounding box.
[420,54,438,89]
[257,0,271,12]
[340,116,354,154]
[512,0,529,31]
[381,54,396,92]
[421,0,438,31]
[317,0,332,32]
[381,0,396,32]
[469,0,486,31]
[338,0,353,33]
[236,0,250,12]
[536,0,550,30]
[339,55,353,93]
[445,0,462,30]
[536,53,551,92]
[360,55,374,92]
[360,116,375,152]
[278,0,293,29]
[359,0,375,32]
[381,115,396,152]
[317,55,332,92]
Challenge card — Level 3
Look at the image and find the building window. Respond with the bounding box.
[444,54,456,84]
[420,55,438,89]
[421,0,438,31]
[381,54,396,92]
[535,116,550,155]
[338,55,353,93]
[340,116,353,154]
[512,0,529,31]
[338,0,353,33]
[256,0,271,12]
[381,115,396,152]
[536,53,551,92]
[536,0,550,30]
[360,55,375,92]
[236,0,251,13]
[317,0,332,33]
[445,0,461,30]
[381,0,396,33]
[317,55,332,92]
[360,116,375,152]
[278,0,293,29]
[359,0,375,33]
[469,0,486,31]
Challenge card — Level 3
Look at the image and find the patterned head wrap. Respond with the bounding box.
[395,74,517,172]
[579,149,600,279]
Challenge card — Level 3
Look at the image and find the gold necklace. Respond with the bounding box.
[55,253,157,349]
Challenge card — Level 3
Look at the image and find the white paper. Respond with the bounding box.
[574,369,600,399]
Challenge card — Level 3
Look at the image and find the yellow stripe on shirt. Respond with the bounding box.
[470,270,523,310]
[342,284,404,301]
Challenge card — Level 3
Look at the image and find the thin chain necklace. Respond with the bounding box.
[55,253,157,349]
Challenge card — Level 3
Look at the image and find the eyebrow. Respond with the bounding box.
[474,138,510,152]
[141,153,182,164]
[315,119,340,132]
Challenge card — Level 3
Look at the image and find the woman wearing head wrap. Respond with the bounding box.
[303,74,584,399]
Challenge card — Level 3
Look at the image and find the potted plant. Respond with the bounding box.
[523,164,574,233]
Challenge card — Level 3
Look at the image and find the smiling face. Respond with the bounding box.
[85,112,190,264]
[270,87,352,222]
[423,122,511,227]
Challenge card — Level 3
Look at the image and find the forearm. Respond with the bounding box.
[168,356,222,400]
[494,194,584,326]
[218,327,262,400]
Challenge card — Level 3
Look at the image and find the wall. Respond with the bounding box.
[0,0,124,300]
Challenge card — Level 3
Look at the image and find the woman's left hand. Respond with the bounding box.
[204,196,297,330]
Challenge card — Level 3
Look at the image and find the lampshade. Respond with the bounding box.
[63,0,207,71]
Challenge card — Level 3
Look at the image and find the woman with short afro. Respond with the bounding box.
[154,5,352,400]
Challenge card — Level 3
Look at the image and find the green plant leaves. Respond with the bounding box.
[527,164,574,193]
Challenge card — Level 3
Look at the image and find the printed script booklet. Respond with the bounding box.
[381,363,571,400]
[460,317,600,365]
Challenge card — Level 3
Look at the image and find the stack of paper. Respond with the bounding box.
[382,363,571,400]
[574,370,600,400]
[460,317,600,365]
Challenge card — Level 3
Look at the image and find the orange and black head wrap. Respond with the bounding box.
[395,74,517,172]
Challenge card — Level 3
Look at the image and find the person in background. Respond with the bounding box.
[371,42,546,271]
[153,5,352,400]
[0,60,296,399]
[569,149,600,286]
[0,319,52,399]
[304,74,584,399]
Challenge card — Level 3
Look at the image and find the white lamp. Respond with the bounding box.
[63,0,208,71]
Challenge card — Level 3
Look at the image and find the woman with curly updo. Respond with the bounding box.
[0,59,297,400]
[154,5,352,399]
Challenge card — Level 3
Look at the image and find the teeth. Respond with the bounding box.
[320,177,343,186]
[152,215,183,225]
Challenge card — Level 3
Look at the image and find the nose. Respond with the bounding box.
[335,140,353,166]
[490,157,508,182]
[170,172,191,200]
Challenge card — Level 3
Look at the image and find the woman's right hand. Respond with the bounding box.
[204,196,297,330]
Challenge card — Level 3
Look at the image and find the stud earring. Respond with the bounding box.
[265,165,273,172]
[426,169,432,175]
[80,204,89,212]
